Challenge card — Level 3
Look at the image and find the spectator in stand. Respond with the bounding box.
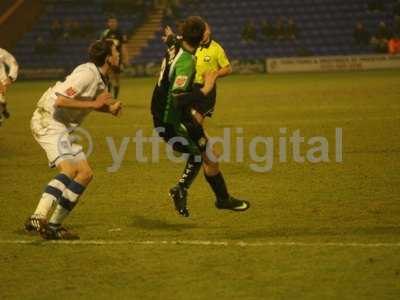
[49,20,63,40]
[285,17,299,40]
[353,21,370,46]
[274,17,285,40]
[371,21,391,53]
[241,19,257,43]
[261,19,275,40]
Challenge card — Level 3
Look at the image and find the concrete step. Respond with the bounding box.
[126,7,165,61]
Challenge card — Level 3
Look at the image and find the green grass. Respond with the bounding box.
[0,71,400,299]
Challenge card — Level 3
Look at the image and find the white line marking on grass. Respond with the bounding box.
[1,240,400,247]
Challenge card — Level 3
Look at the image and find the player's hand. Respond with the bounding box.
[109,101,122,116]
[191,108,204,125]
[3,78,12,87]
[92,91,112,109]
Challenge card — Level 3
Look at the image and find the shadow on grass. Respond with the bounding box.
[13,229,35,236]
[129,215,198,231]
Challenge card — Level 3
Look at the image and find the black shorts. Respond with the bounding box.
[153,114,207,155]
[192,83,216,117]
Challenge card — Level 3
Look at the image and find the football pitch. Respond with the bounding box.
[1,70,399,299]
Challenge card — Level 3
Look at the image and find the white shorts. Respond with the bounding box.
[31,109,87,168]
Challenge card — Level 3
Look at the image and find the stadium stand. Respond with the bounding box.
[12,0,149,71]
[133,0,399,64]
[10,0,399,69]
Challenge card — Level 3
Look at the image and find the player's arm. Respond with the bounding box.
[173,69,218,108]
[0,49,19,89]
[54,71,114,111]
[99,29,108,40]
[217,64,232,78]
[55,91,111,109]
[216,45,232,78]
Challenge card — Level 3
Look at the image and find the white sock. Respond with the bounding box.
[33,173,72,219]
[33,195,55,218]
[49,205,70,226]
[48,179,86,227]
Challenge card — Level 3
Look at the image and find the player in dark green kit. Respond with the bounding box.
[151,16,249,217]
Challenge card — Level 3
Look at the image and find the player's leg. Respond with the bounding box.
[108,68,120,99]
[176,113,206,190]
[25,161,76,232]
[202,136,250,212]
[0,79,10,120]
[155,117,204,217]
[2,103,10,119]
[169,153,203,217]
[26,118,78,232]
[113,72,120,99]
[42,159,93,240]
[0,93,5,126]
[190,101,250,212]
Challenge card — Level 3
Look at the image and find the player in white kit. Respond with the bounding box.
[0,48,19,126]
[25,40,122,240]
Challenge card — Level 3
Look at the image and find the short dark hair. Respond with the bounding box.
[88,40,114,66]
[181,16,206,48]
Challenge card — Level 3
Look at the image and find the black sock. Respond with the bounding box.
[113,86,120,99]
[178,155,202,190]
[204,172,229,201]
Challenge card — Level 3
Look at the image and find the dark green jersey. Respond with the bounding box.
[164,49,196,124]
[151,42,196,125]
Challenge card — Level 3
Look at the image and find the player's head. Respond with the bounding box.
[89,40,120,68]
[107,16,118,30]
[181,16,206,48]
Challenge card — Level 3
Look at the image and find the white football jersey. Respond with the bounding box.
[0,48,19,83]
[36,62,107,126]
